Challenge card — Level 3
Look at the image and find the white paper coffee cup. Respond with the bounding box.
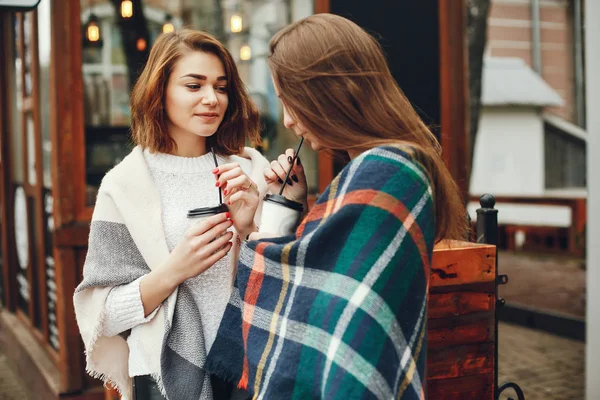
[259,194,303,236]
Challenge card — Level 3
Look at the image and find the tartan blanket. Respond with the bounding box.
[206,146,434,399]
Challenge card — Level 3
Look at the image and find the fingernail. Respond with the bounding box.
[292,175,299,183]
[226,212,230,219]
[286,178,293,186]
[228,201,231,205]
[224,189,228,195]
[296,157,301,166]
[216,181,221,187]
[212,168,219,174]
[278,178,284,184]
[287,156,293,163]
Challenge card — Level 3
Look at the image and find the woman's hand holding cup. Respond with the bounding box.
[264,148,308,209]
[165,212,233,283]
[213,163,259,239]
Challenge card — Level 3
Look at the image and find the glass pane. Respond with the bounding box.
[10,15,27,314]
[38,0,52,189]
[23,12,33,97]
[14,186,29,314]
[81,2,135,206]
[27,114,36,186]
[11,15,24,185]
[44,189,58,350]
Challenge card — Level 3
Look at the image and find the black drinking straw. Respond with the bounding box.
[279,137,304,196]
[211,147,223,204]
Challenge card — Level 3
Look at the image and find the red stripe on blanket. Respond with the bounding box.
[239,241,269,389]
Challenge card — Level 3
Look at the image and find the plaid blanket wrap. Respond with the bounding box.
[206,146,434,399]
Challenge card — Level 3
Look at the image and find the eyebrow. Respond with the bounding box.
[180,73,227,81]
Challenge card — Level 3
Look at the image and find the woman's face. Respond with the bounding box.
[165,51,229,142]
[273,78,323,152]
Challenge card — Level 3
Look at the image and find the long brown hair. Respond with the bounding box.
[268,14,467,241]
[130,29,261,155]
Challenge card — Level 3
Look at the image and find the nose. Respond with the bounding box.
[201,88,218,106]
[283,107,295,129]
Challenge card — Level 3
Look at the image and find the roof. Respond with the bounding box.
[543,113,587,142]
[482,57,563,107]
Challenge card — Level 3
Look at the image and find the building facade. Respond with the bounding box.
[487,0,583,125]
[470,0,586,256]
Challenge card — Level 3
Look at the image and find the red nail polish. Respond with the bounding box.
[228,201,231,205]
[215,181,221,187]
[226,212,230,218]
[212,168,219,174]
[223,189,228,195]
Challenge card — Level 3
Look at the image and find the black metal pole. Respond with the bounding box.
[477,194,525,400]
[476,194,500,398]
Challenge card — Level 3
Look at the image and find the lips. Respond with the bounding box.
[195,112,219,122]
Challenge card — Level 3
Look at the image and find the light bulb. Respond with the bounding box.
[121,0,133,18]
[240,45,251,61]
[136,38,147,51]
[163,22,174,33]
[87,22,100,42]
[85,14,101,43]
[230,14,242,33]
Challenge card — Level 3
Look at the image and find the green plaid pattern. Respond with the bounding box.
[207,146,434,399]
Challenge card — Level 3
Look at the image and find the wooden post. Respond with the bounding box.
[50,0,85,393]
[438,0,470,202]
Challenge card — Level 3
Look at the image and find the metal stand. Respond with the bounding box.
[476,194,525,400]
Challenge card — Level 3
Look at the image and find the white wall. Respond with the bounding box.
[586,1,600,398]
[470,107,545,196]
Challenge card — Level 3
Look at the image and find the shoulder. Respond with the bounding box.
[99,146,145,191]
[347,145,432,192]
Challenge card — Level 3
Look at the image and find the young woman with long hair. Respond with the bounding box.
[207,14,468,400]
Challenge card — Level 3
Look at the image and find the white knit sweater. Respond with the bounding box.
[101,149,260,378]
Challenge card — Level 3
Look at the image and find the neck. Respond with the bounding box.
[168,124,208,157]
[347,148,364,160]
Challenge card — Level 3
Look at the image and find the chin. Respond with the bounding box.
[194,130,218,138]
[191,124,219,138]
[309,140,323,152]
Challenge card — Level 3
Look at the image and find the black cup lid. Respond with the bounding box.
[187,203,229,218]
[263,194,304,212]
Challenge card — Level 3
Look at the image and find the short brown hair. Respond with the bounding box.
[130,29,260,155]
[268,14,467,241]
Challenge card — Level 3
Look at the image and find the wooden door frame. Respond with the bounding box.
[30,6,51,342]
[0,13,17,313]
[50,0,86,393]
[438,0,470,201]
